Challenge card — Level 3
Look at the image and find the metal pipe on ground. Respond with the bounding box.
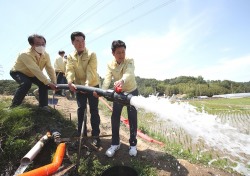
[20,132,51,165]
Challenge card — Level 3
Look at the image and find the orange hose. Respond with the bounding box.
[19,143,66,176]
[99,97,164,146]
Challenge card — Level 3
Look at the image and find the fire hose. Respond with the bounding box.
[56,84,133,105]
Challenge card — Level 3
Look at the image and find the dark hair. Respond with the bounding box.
[28,34,46,45]
[111,40,126,52]
[58,50,65,55]
[71,31,85,42]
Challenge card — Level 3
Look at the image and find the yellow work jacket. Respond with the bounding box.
[102,58,137,93]
[54,55,66,73]
[66,49,99,86]
[11,48,56,85]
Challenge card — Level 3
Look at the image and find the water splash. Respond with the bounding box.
[130,95,250,175]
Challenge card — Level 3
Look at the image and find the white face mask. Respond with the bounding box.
[35,46,45,54]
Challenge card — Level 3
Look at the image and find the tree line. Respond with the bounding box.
[1,76,250,98]
[135,76,250,98]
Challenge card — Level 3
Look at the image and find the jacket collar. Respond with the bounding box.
[73,48,88,57]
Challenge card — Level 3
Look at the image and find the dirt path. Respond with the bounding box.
[46,96,240,176]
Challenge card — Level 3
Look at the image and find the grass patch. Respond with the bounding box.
[0,97,77,175]
[189,97,250,114]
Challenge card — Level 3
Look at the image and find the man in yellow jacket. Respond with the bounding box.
[54,50,67,96]
[10,34,57,109]
[66,31,101,147]
[102,40,139,157]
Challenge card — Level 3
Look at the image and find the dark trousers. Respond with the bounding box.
[55,72,66,95]
[10,71,48,107]
[111,88,139,146]
[76,85,100,137]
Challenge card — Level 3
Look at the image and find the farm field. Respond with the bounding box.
[131,96,250,175]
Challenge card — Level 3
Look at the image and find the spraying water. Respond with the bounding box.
[130,95,250,175]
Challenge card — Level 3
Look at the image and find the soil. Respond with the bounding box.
[22,95,242,176]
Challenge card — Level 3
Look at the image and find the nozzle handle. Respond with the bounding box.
[115,87,122,93]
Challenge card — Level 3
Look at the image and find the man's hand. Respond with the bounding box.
[68,82,77,92]
[114,79,124,89]
[48,83,57,90]
[93,91,99,98]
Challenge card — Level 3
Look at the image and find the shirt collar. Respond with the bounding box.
[73,48,88,57]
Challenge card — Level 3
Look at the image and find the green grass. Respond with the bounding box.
[0,97,77,175]
[189,97,250,114]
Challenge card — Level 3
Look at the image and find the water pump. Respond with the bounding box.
[56,84,133,105]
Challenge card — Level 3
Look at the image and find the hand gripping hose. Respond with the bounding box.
[56,84,133,105]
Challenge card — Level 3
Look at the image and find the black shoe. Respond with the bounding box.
[92,138,101,147]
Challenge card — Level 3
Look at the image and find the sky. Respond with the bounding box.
[0,0,250,82]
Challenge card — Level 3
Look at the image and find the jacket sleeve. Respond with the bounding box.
[122,59,135,82]
[54,58,58,70]
[86,52,98,85]
[66,54,75,83]
[102,63,113,90]
[45,54,56,83]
